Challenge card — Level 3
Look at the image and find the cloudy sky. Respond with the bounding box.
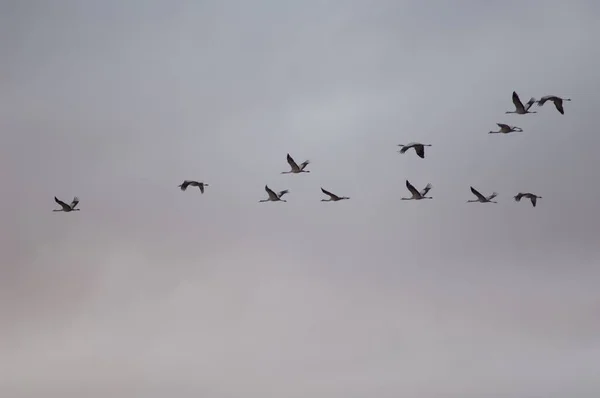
[2,1,600,397]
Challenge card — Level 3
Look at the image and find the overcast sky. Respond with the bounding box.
[1,1,600,397]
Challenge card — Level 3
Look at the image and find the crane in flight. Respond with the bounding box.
[467,187,498,203]
[259,185,289,202]
[53,196,80,212]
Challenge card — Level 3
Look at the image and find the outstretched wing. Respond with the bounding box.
[554,100,564,115]
[512,91,525,112]
[70,197,80,209]
[405,180,420,197]
[54,196,70,210]
[321,187,339,200]
[525,97,536,111]
[470,186,486,201]
[179,180,192,191]
[300,160,310,170]
[398,145,410,154]
[414,144,425,159]
[497,123,510,130]
[420,183,432,196]
[530,196,537,207]
[286,154,300,172]
[487,192,498,201]
[199,183,204,193]
[278,190,289,198]
[537,95,553,106]
[265,185,278,200]
[514,193,524,202]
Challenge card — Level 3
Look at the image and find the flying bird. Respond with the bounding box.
[53,196,80,212]
[259,185,289,202]
[514,192,542,207]
[537,95,571,115]
[506,91,537,114]
[402,180,433,200]
[320,187,350,202]
[467,187,498,203]
[397,143,432,159]
[489,123,523,134]
[282,153,310,174]
[178,180,209,193]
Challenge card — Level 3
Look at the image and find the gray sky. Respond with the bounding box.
[2,1,600,397]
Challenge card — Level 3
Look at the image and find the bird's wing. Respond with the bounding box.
[286,154,300,171]
[414,145,425,158]
[300,160,310,170]
[530,196,537,207]
[514,193,523,202]
[496,123,510,130]
[278,190,289,198]
[54,196,70,209]
[512,91,525,112]
[199,184,204,193]
[179,180,191,190]
[487,192,498,201]
[70,197,80,209]
[470,187,486,201]
[420,183,432,196]
[265,185,278,200]
[398,145,410,154]
[537,95,553,106]
[554,100,564,115]
[321,187,339,200]
[525,97,536,111]
[405,180,420,197]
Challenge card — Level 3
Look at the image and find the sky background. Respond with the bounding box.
[2,1,600,397]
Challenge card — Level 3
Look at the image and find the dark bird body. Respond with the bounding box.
[514,192,542,207]
[178,180,209,193]
[402,180,433,200]
[397,143,432,159]
[260,185,289,202]
[320,188,350,202]
[537,95,571,115]
[53,196,80,212]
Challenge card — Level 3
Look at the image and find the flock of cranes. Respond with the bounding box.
[53,91,570,213]
[391,91,570,208]
[257,153,351,203]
